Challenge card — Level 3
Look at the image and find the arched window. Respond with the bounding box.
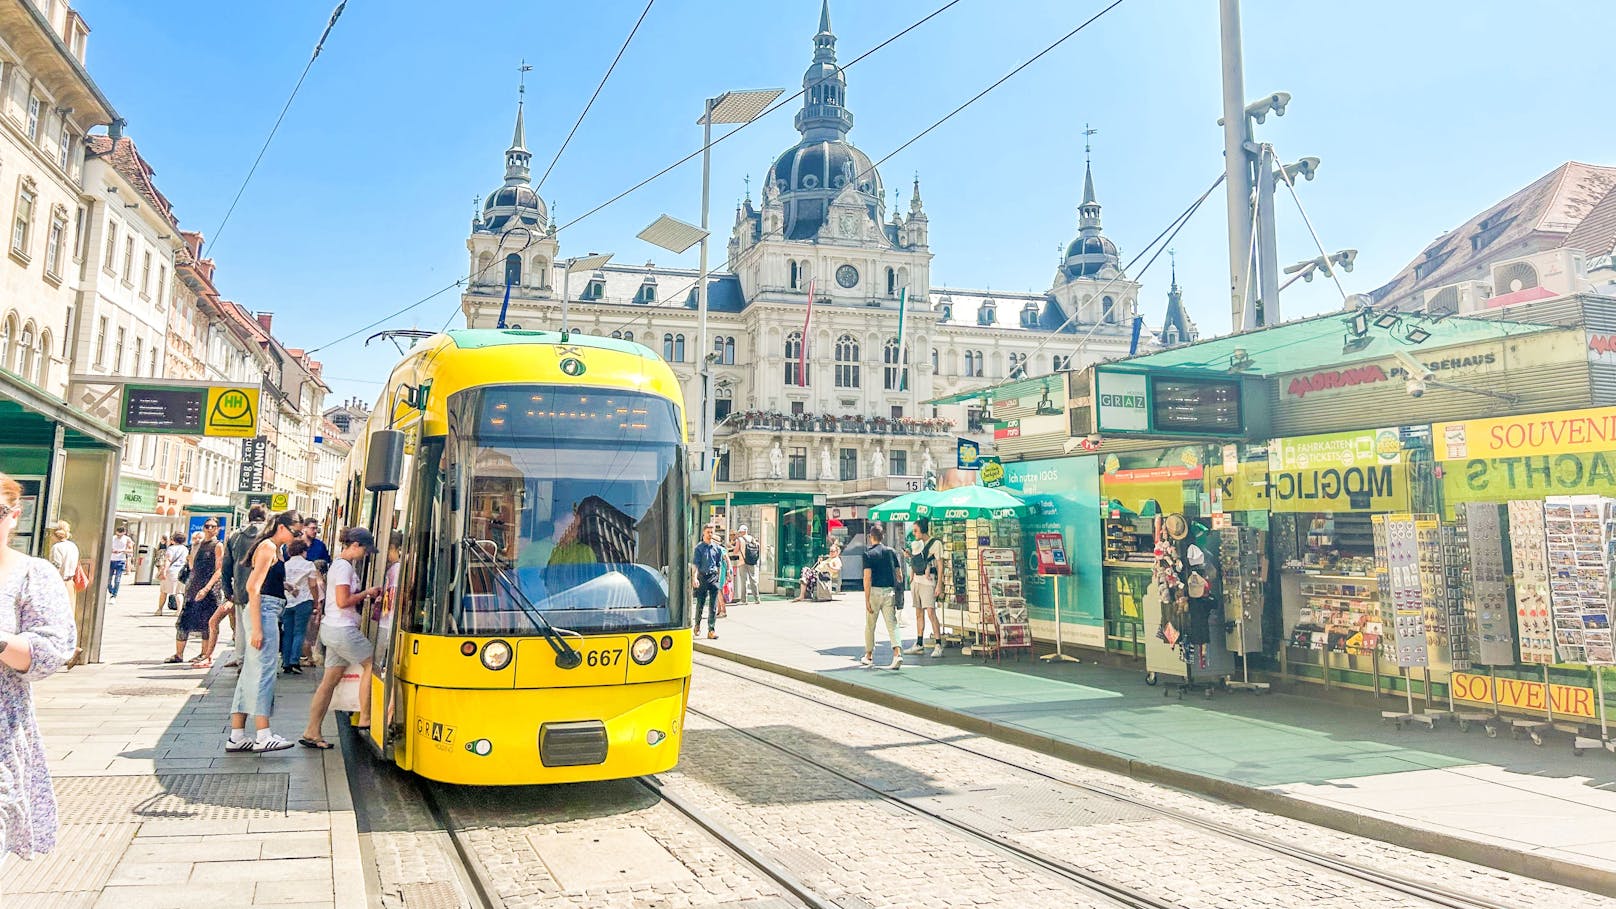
[634,278,657,304]
[623,330,633,343]
[1021,302,1040,328]
[1007,352,1026,379]
[504,253,521,287]
[971,350,984,377]
[834,334,860,388]
[788,260,800,290]
[17,322,34,380]
[931,348,940,375]
[963,350,976,378]
[36,329,50,387]
[885,267,896,297]
[784,330,807,385]
[673,334,685,362]
[713,335,735,365]
[883,337,906,390]
[1102,296,1115,322]
[978,300,997,326]
[476,252,493,283]
[662,333,674,360]
[0,312,16,373]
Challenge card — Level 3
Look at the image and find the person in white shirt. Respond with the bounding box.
[106,527,132,600]
[299,528,381,750]
[47,522,79,595]
[280,539,321,675]
[156,533,188,616]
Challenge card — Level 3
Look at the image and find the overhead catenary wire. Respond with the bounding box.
[304,0,965,354]
[205,1,348,257]
[535,0,657,192]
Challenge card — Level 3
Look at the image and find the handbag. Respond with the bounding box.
[71,562,90,592]
[331,668,363,713]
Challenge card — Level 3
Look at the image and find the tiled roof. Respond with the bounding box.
[1371,161,1616,307]
[545,263,746,314]
[86,135,179,232]
[930,286,1141,339]
[1565,186,1616,257]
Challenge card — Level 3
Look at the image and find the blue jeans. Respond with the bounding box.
[693,585,719,632]
[108,560,126,596]
[230,596,284,718]
[280,599,313,669]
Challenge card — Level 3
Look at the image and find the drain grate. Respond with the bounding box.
[105,684,195,697]
[398,880,469,908]
[905,783,1157,836]
[53,773,289,822]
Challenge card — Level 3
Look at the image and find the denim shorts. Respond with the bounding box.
[320,623,374,668]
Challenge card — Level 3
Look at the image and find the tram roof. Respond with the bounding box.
[443,328,647,357]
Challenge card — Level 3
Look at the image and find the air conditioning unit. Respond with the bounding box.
[1489,249,1589,298]
[1421,280,1493,315]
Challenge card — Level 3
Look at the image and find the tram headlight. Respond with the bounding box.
[480,639,513,671]
[631,635,658,666]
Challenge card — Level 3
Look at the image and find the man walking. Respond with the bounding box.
[691,524,724,639]
[861,525,904,670]
[733,524,762,604]
[904,519,945,658]
[107,525,133,601]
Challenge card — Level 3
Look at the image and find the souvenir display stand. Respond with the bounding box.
[1373,514,1444,729]
[1143,514,1236,698]
[974,547,1031,661]
[1219,525,1270,693]
[1504,500,1578,746]
[938,513,1024,653]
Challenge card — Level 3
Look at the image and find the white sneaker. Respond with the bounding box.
[931,644,944,658]
[903,645,925,655]
[858,655,874,668]
[886,655,903,670]
[224,736,255,753]
[253,733,295,753]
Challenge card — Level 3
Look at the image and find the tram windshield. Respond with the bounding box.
[450,385,687,634]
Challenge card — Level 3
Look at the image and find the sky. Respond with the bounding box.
[74,0,1616,408]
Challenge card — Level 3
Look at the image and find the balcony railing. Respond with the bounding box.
[718,410,955,437]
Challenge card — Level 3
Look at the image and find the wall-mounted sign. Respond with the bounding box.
[238,436,267,492]
[993,420,1021,440]
[1269,428,1402,471]
[1105,465,1202,483]
[1266,462,1409,513]
[1450,671,1595,720]
[979,457,1005,488]
[1094,370,1149,432]
[121,383,260,437]
[1434,406,1616,461]
[1444,451,1616,505]
[957,437,981,469]
[1285,364,1389,399]
[116,478,158,514]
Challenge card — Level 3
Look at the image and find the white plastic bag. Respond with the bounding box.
[331,669,362,714]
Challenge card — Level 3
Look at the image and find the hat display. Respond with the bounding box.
[1163,513,1190,541]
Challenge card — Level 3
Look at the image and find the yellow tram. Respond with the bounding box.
[338,329,692,785]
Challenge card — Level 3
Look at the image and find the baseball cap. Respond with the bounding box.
[339,527,376,553]
[738,524,748,533]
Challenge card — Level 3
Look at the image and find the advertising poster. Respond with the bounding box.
[1001,456,1104,647]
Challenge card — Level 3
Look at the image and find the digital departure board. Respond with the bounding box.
[1151,378,1243,433]
[122,385,206,433]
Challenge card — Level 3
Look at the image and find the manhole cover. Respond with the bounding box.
[53,773,289,822]
[529,829,693,890]
[398,880,467,908]
[105,684,194,697]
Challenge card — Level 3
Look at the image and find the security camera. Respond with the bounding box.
[1269,92,1291,116]
[1331,249,1357,273]
[1279,157,1320,182]
[1406,378,1427,399]
[1245,91,1291,123]
[1393,350,1434,382]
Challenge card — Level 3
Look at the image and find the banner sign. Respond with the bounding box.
[238,436,267,492]
[1104,465,1202,484]
[1443,451,1616,506]
[1434,407,1616,461]
[1267,463,1410,513]
[957,437,982,470]
[1269,429,1401,472]
[1094,370,1149,432]
[1450,671,1596,720]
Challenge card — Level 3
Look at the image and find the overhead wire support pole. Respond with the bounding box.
[1219,0,1256,331]
[1254,141,1280,325]
[698,96,714,477]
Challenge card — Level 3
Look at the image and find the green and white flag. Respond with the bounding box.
[896,286,909,391]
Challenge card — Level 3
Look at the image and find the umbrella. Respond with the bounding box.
[867,489,933,522]
[921,484,1031,520]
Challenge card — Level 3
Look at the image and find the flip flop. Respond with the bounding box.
[298,737,334,750]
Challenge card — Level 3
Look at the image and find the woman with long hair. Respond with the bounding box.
[169,519,222,664]
[224,509,301,753]
[0,470,77,858]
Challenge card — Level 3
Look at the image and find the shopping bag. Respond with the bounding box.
[331,669,362,714]
[71,562,90,592]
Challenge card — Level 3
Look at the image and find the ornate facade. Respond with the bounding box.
[461,1,1188,499]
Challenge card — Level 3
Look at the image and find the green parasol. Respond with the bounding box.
[867,489,933,522]
[869,484,1031,522]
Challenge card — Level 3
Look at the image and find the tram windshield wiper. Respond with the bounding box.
[459,538,583,669]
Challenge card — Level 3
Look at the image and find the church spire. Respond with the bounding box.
[504,61,533,186]
[818,0,831,37]
[1079,123,1100,224]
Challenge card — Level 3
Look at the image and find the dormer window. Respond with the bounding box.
[977,299,996,326]
[1020,302,1039,328]
[634,276,657,304]
[938,296,953,321]
[581,273,605,301]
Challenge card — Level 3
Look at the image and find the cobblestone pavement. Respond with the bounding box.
[687,657,1616,909]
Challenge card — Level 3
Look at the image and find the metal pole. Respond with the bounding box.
[1218,0,1255,331]
[1254,143,1280,326]
[561,259,571,335]
[697,97,715,473]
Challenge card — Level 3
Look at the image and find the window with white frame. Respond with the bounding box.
[784,331,807,385]
[44,208,65,278]
[834,334,860,387]
[123,236,134,280]
[882,337,907,390]
[141,251,152,296]
[104,224,117,271]
[25,96,40,142]
[71,205,85,260]
[12,180,35,257]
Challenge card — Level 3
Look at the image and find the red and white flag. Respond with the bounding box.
[798,279,815,386]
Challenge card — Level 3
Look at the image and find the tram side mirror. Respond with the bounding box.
[365,430,406,492]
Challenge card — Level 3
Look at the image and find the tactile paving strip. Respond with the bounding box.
[52,772,289,821]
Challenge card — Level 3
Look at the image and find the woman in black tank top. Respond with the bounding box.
[226,510,303,753]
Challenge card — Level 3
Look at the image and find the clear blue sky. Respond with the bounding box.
[75,0,1616,408]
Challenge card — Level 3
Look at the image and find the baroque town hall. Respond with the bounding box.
[460,1,1196,500]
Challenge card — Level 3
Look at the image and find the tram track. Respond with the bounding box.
[692,654,1555,909]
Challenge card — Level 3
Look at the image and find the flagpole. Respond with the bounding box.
[800,279,815,387]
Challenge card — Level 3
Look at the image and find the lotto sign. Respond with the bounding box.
[979,458,1005,488]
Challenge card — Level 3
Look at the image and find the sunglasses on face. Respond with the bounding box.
[0,504,12,520]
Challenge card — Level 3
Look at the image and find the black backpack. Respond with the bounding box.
[743,537,761,565]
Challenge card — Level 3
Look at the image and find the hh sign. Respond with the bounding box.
[1450,672,1595,720]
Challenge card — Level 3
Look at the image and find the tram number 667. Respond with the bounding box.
[585,649,624,667]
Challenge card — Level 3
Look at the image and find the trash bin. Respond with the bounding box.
[134,544,153,585]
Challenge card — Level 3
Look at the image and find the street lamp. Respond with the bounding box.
[647,88,782,476]
[559,252,613,335]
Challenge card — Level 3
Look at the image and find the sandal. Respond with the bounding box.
[298,737,334,750]
[190,657,213,669]
[163,655,183,664]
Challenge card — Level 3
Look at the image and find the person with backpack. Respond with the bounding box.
[859,524,905,671]
[733,524,762,605]
[197,504,266,669]
[691,524,724,639]
[904,519,945,658]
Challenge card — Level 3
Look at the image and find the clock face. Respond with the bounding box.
[835,264,859,289]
